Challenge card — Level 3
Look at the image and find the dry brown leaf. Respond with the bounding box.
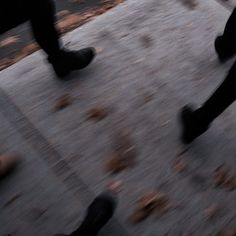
[3,193,22,208]
[105,154,127,174]
[174,158,187,173]
[130,192,171,224]
[56,10,71,18]
[0,58,13,71]
[54,94,74,111]
[0,36,20,47]
[224,175,236,191]
[86,107,108,121]
[217,228,236,236]
[107,180,122,193]
[212,164,229,187]
[204,204,221,220]
[143,92,154,104]
[178,0,197,9]
[105,131,136,174]
[140,35,153,48]
[212,164,236,191]
[21,43,39,55]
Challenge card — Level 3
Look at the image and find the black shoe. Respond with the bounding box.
[48,47,96,78]
[215,36,235,63]
[179,105,209,144]
[71,192,117,236]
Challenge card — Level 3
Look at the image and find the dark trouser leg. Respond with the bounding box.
[70,192,117,236]
[221,8,236,47]
[197,61,236,124]
[216,8,236,60]
[0,0,61,58]
[27,0,61,58]
[0,1,28,33]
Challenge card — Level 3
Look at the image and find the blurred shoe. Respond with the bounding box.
[55,191,117,236]
[72,191,117,236]
[179,105,209,144]
[0,154,19,178]
[48,47,96,78]
[215,36,235,63]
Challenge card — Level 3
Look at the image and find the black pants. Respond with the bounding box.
[198,8,236,124]
[0,0,61,58]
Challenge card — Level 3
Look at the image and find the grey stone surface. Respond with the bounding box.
[1,0,236,235]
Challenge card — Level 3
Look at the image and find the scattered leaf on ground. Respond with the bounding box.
[105,154,128,174]
[217,228,236,236]
[129,192,171,223]
[143,92,154,104]
[178,0,197,9]
[140,35,153,48]
[204,204,221,220]
[212,164,236,191]
[0,36,20,47]
[105,130,137,174]
[54,94,74,111]
[107,180,123,193]
[56,10,71,18]
[212,164,229,187]
[3,193,22,208]
[173,158,187,173]
[86,106,108,121]
[224,175,236,191]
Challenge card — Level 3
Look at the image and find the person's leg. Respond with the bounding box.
[1,0,96,78]
[54,181,121,236]
[0,1,28,34]
[27,0,61,58]
[70,191,117,236]
[180,61,236,144]
[215,8,236,62]
[26,0,96,78]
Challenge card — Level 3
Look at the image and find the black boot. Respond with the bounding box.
[48,47,96,78]
[179,105,210,144]
[70,192,117,236]
[215,36,236,63]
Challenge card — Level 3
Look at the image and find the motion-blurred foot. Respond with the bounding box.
[48,47,96,78]
[0,153,19,178]
[179,105,209,144]
[215,36,236,63]
[55,182,119,236]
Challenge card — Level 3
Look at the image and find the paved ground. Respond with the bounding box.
[1,0,236,235]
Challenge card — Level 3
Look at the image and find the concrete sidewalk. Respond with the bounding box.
[1,0,236,235]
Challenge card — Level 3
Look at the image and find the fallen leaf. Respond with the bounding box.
[178,0,197,9]
[107,180,123,193]
[0,36,20,47]
[224,175,236,191]
[143,92,154,104]
[56,10,71,18]
[204,204,221,220]
[86,107,108,121]
[3,193,22,208]
[130,192,171,223]
[105,154,127,174]
[21,43,39,55]
[140,35,153,48]
[173,158,187,173]
[54,94,74,111]
[212,164,229,187]
[217,228,236,236]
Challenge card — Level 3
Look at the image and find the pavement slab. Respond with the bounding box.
[1,0,236,235]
